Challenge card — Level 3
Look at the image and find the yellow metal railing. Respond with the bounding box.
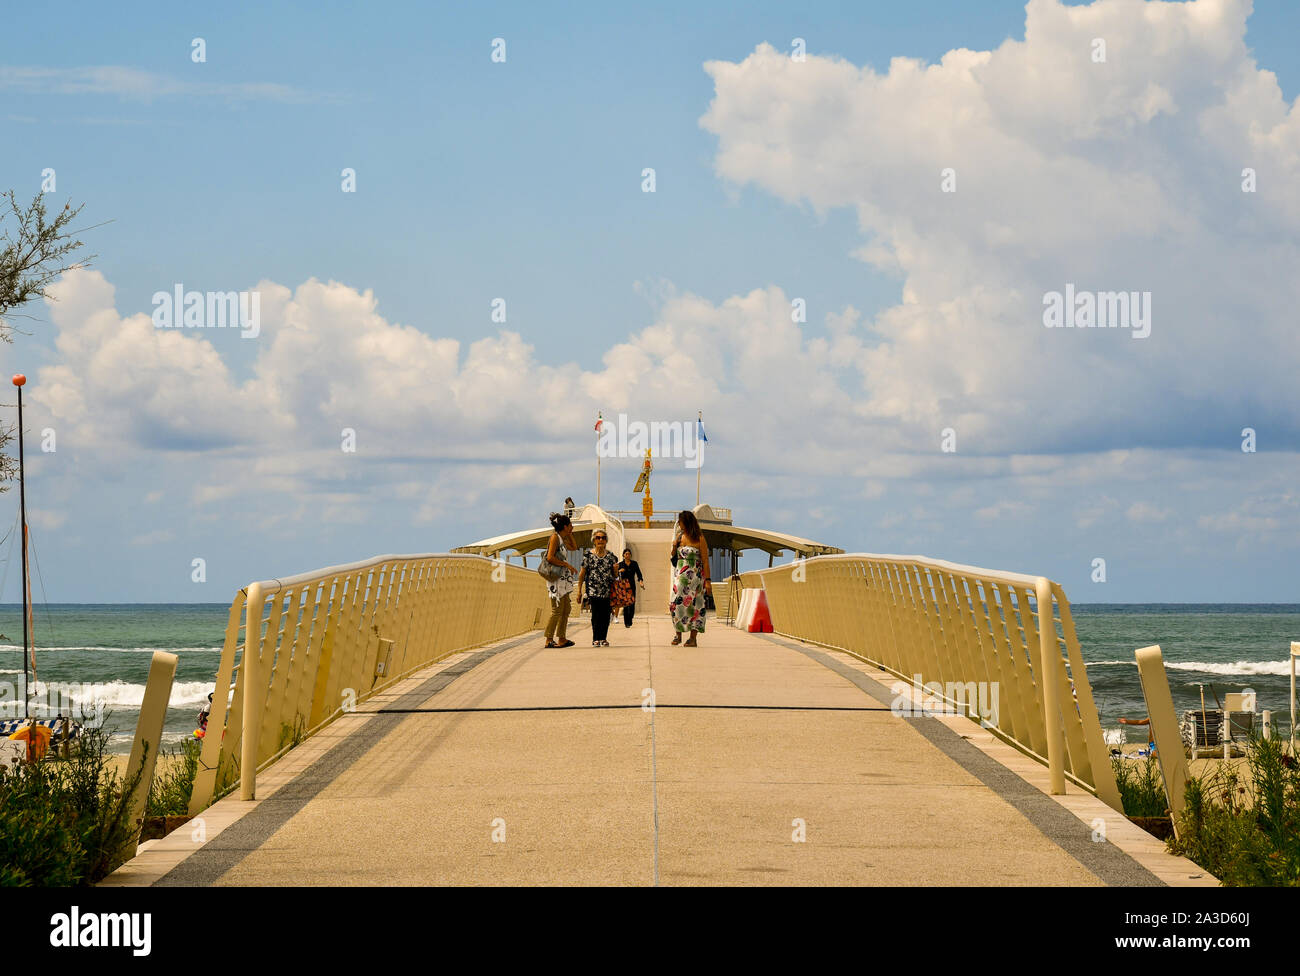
[189,553,549,812]
[740,554,1122,811]
[568,504,626,557]
[1134,644,1190,836]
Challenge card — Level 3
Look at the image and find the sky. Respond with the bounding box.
[1,0,1298,603]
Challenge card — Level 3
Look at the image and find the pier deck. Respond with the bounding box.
[108,615,1213,886]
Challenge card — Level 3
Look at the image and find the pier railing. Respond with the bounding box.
[740,554,1122,811]
[574,504,626,560]
[189,553,549,812]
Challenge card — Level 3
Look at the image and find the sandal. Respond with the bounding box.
[557,639,574,648]
[545,640,557,648]
[671,634,681,645]
[601,640,610,647]
[685,637,698,647]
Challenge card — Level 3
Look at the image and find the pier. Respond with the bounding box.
[103,510,1214,884]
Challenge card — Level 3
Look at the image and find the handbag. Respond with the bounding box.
[610,577,633,609]
[536,534,564,582]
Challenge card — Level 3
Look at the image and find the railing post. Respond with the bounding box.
[1291,642,1299,754]
[1035,577,1066,795]
[122,651,178,861]
[188,593,244,814]
[1135,644,1191,835]
[240,581,264,800]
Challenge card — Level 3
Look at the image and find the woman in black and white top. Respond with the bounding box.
[578,528,618,646]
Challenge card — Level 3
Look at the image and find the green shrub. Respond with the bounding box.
[1171,735,1300,886]
[0,726,143,886]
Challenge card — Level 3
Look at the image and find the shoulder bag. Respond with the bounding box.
[537,533,565,582]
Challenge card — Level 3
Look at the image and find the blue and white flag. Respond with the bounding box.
[697,418,708,442]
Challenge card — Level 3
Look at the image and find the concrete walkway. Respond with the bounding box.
[112,614,1215,886]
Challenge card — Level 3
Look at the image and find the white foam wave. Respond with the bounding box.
[1165,660,1294,676]
[0,645,220,653]
[15,679,215,709]
[1089,658,1293,676]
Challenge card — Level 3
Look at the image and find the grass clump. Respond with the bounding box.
[146,736,201,818]
[1111,754,1169,818]
[277,715,307,753]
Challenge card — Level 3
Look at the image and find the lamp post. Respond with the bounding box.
[12,374,31,720]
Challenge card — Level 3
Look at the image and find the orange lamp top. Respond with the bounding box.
[11,374,25,387]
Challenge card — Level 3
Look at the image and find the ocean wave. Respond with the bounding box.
[1165,660,1294,676]
[0,645,221,653]
[1089,659,1293,676]
[15,679,216,709]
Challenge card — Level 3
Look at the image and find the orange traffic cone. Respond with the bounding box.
[749,589,773,633]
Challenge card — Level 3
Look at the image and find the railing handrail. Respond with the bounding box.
[244,551,512,593]
[735,549,1121,811]
[602,507,733,521]
[191,551,550,813]
[747,551,1044,589]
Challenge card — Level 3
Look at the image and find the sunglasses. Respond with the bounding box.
[593,535,607,541]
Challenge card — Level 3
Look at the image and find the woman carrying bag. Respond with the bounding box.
[613,548,642,627]
[540,512,579,648]
[578,528,619,646]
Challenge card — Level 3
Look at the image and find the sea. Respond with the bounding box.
[0,605,227,754]
[1071,604,1300,741]
[0,603,1296,752]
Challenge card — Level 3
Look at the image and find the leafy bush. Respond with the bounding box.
[1171,735,1300,886]
[0,726,143,886]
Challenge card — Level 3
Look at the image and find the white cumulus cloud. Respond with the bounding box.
[700,0,1300,455]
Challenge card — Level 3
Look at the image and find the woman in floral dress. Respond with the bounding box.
[669,509,711,646]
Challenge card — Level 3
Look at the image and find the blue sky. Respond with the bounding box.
[2,0,1299,603]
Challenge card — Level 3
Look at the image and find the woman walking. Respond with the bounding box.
[543,512,579,648]
[617,548,643,627]
[669,510,711,646]
[578,528,618,646]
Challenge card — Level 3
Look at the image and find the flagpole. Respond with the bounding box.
[595,411,602,509]
[696,410,702,507]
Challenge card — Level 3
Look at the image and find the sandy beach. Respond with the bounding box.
[104,753,187,780]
